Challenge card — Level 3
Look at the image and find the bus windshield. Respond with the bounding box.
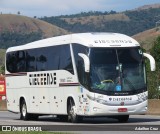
[89,47,146,95]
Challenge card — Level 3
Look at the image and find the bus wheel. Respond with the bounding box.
[68,99,79,123]
[57,115,68,122]
[29,114,39,120]
[117,115,129,123]
[20,100,30,120]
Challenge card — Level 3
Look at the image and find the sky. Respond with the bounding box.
[0,0,160,17]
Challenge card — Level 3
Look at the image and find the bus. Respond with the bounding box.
[5,33,155,123]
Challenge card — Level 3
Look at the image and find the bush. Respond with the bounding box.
[147,36,160,99]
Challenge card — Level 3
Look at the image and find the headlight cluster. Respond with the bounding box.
[137,92,148,102]
[87,94,108,105]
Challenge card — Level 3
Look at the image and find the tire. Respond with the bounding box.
[117,115,129,123]
[68,99,82,123]
[29,114,39,120]
[20,100,30,120]
[57,115,68,122]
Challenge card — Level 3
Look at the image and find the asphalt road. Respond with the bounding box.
[0,111,160,133]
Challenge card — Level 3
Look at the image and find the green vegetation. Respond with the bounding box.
[147,36,160,99]
[0,49,5,74]
[0,31,43,49]
[41,8,160,36]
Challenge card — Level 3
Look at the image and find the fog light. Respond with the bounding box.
[145,106,147,110]
[93,107,98,111]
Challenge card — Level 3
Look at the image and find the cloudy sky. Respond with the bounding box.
[0,0,160,17]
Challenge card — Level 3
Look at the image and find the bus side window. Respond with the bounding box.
[36,47,47,71]
[59,45,74,74]
[26,50,36,72]
[6,52,17,73]
[46,46,59,70]
[17,51,26,72]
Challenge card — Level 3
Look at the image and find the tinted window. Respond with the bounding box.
[26,49,36,72]
[6,52,17,73]
[6,44,74,74]
[59,45,74,74]
[90,48,117,64]
[72,44,89,68]
[72,44,89,87]
[36,47,48,71]
[17,51,26,72]
[46,46,60,70]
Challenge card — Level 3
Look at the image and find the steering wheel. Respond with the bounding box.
[101,79,114,84]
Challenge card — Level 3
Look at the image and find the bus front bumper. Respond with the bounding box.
[81,100,147,116]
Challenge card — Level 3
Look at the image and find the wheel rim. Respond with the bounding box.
[22,104,27,117]
[70,106,76,119]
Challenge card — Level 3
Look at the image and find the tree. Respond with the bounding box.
[17,11,21,15]
[147,36,160,99]
[151,36,160,65]
[0,65,5,75]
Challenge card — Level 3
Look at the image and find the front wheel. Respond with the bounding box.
[68,99,82,123]
[57,115,68,122]
[20,100,30,120]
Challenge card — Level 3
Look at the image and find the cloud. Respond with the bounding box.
[0,0,111,16]
[0,0,160,17]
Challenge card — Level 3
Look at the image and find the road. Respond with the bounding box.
[0,111,160,133]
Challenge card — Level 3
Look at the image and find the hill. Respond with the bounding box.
[133,3,160,11]
[0,14,68,38]
[41,5,160,36]
[0,14,69,72]
[133,27,160,51]
[0,14,68,49]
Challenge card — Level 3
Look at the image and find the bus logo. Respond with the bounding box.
[29,73,56,86]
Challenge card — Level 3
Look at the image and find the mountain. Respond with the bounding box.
[41,5,160,36]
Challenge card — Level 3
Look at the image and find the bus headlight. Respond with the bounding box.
[87,94,108,105]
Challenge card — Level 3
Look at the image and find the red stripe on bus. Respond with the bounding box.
[59,83,80,86]
[5,72,27,77]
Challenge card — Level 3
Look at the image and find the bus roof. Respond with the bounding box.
[6,33,140,52]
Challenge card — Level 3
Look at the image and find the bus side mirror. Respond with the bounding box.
[143,53,156,71]
[78,53,90,72]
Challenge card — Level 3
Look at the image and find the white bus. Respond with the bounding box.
[5,33,155,123]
